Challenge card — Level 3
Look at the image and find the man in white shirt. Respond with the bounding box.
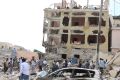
[99,58,106,75]
[20,58,30,80]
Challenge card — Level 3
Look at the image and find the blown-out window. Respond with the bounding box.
[72,17,85,26]
[88,17,106,26]
[71,35,85,44]
[62,17,69,26]
[51,21,60,27]
[88,35,105,44]
[61,34,68,44]
[88,17,99,26]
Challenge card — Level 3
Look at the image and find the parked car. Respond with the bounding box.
[36,67,101,80]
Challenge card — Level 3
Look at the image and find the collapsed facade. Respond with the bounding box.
[42,0,111,59]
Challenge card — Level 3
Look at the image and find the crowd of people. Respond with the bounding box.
[51,57,108,75]
[3,57,18,74]
[2,56,48,80]
[1,56,108,80]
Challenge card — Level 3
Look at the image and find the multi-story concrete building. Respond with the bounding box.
[42,0,110,59]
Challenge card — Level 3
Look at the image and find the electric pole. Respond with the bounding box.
[96,0,104,69]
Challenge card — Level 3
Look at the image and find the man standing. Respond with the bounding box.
[20,58,30,80]
[99,58,106,75]
[31,56,36,73]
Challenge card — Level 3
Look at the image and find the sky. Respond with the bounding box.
[0,0,119,53]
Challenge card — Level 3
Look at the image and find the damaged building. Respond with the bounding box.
[42,0,111,59]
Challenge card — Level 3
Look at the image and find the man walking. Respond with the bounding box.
[20,58,30,80]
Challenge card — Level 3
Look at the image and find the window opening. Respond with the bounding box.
[62,54,67,59]
[71,35,85,44]
[61,34,68,44]
[51,21,60,27]
[62,17,69,26]
[72,17,85,26]
[63,30,68,33]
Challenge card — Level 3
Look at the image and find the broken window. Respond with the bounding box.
[49,36,60,46]
[49,37,54,46]
[88,35,97,44]
[62,17,69,26]
[51,12,61,17]
[61,34,68,44]
[63,30,68,33]
[88,17,99,26]
[72,17,85,26]
[88,17,106,26]
[71,35,85,44]
[51,21,60,27]
[50,29,59,34]
[88,35,105,44]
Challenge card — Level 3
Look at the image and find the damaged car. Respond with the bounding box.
[36,67,101,80]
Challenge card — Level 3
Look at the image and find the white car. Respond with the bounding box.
[45,67,101,80]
